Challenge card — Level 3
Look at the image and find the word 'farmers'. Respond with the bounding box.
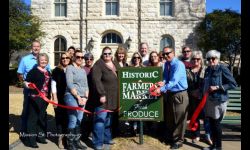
[122,71,159,78]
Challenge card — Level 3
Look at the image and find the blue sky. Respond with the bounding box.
[206,0,241,13]
[23,0,241,14]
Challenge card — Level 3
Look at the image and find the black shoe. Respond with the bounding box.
[37,138,48,144]
[27,142,39,148]
[170,143,183,149]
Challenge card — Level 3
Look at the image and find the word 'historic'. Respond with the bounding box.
[122,71,159,79]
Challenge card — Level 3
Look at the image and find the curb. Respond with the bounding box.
[9,139,21,150]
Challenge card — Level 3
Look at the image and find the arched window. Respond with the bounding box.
[101,33,122,43]
[160,36,174,51]
[55,0,67,16]
[54,36,67,66]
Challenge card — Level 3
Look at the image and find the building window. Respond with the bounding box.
[54,37,67,65]
[106,0,119,15]
[102,33,122,43]
[160,36,174,51]
[160,0,173,16]
[55,0,67,16]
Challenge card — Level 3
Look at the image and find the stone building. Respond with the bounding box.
[31,0,205,68]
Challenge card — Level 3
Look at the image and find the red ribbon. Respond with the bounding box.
[188,91,209,131]
[28,83,92,114]
[149,83,161,96]
[28,83,120,115]
[95,107,121,115]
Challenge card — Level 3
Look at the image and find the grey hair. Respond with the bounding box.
[192,50,204,66]
[206,50,221,60]
[37,53,49,64]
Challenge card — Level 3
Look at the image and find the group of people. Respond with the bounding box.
[17,40,237,150]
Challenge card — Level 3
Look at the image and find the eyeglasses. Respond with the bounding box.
[76,56,84,59]
[207,57,217,61]
[61,57,70,60]
[103,52,112,56]
[163,51,172,56]
[192,58,201,61]
[133,57,140,59]
[85,58,93,61]
[182,50,191,53]
[150,56,158,58]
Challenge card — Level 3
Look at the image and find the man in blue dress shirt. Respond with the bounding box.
[17,40,50,136]
[156,46,189,149]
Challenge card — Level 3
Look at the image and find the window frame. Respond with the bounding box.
[105,0,119,16]
[101,33,122,44]
[160,36,174,51]
[160,0,173,16]
[54,36,67,66]
[54,0,67,17]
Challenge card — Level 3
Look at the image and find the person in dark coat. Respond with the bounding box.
[51,52,72,149]
[90,46,119,150]
[24,53,51,148]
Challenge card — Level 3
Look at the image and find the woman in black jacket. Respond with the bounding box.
[51,52,72,149]
[24,53,51,148]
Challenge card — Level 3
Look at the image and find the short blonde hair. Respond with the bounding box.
[37,53,49,64]
[191,50,204,66]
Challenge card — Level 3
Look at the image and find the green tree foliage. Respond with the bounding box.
[9,0,45,65]
[196,9,241,71]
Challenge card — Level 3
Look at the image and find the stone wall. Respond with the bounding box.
[31,0,205,67]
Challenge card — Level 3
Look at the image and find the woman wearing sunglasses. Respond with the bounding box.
[202,50,237,150]
[130,52,144,67]
[51,52,72,149]
[90,47,119,150]
[186,51,212,145]
[64,50,89,150]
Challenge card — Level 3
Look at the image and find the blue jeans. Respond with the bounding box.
[92,107,112,148]
[204,117,211,139]
[21,88,29,132]
[64,93,84,129]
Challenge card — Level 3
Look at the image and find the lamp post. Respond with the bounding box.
[87,37,94,52]
[127,36,132,50]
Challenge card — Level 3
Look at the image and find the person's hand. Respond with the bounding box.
[81,97,87,105]
[155,87,161,95]
[209,86,219,92]
[24,82,35,89]
[53,97,58,108]
[100,96,106,104]
[78,98,84,106]
[157,81,165,87]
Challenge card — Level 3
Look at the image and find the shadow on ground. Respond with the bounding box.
[9,113,58,145]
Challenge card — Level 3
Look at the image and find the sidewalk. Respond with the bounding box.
[10,130,241,150]
[9,87,241,150]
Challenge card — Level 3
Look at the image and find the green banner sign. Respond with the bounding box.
[118,67,163,121]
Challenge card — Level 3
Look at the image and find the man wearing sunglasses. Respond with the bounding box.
[179,46,193,69]
[156,46,189,149]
